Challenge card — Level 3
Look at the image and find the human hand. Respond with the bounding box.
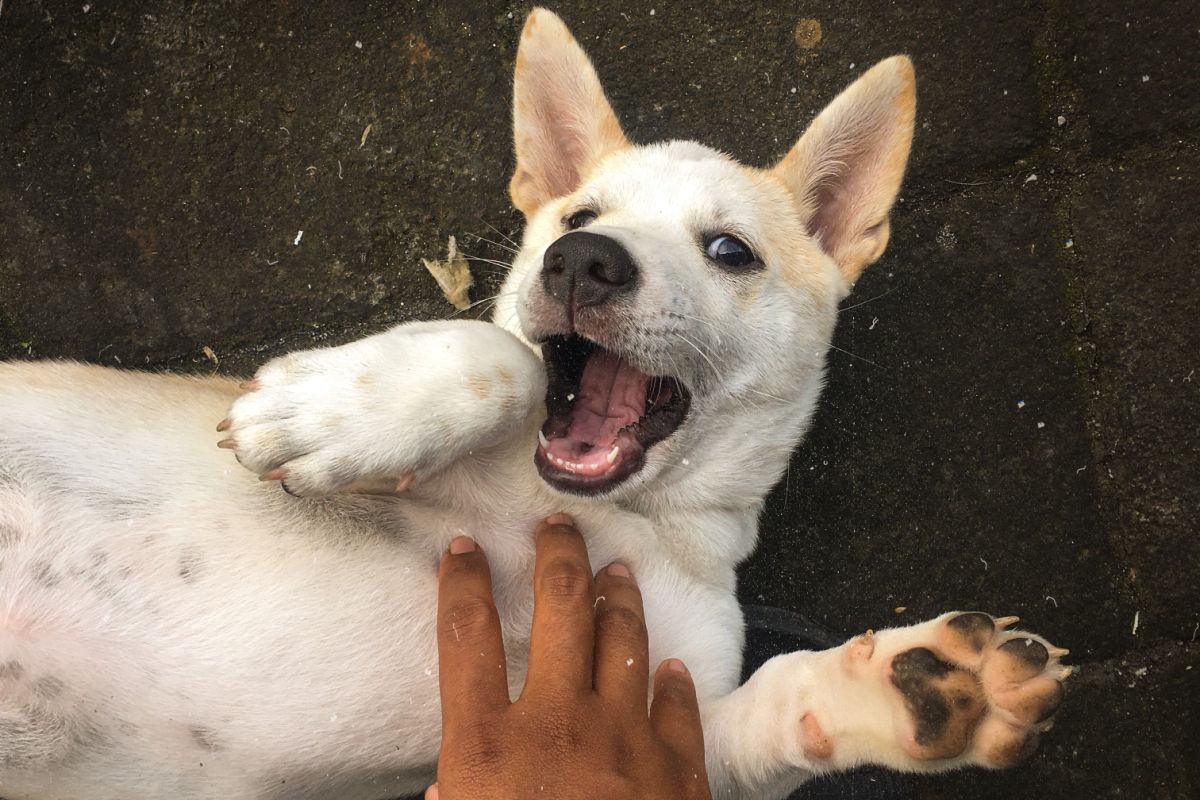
[427,514,713,800]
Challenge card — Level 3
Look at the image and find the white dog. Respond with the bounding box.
[0,10,1069,800]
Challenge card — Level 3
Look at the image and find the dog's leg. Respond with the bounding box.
[702,612,1071,800]
[221,320,545,496]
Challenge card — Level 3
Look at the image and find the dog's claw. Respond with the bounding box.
[217,438,238,450]
[260,468,289,482]
[239,379,260,391]
[216,417,232,432]
[994,615,1020,629]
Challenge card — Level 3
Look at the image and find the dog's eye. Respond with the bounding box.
[705,235,757,269]
[566,210,598,230]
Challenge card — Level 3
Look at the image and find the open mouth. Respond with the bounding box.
[536,334,691,494]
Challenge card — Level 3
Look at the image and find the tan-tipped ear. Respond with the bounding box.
[509,8,629,217]
[773,56,916,284]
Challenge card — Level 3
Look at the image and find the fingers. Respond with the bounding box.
[524,514,596,696]
[592,562,650,712]
[650,659,708,772]
[437,537,510,729]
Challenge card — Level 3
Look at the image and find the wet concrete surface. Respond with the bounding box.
[1,1,1197,797]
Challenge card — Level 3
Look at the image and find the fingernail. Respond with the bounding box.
[604,562,630,578]
[545,512,574,526]
[449,536,476,555]
[665,658,688,674]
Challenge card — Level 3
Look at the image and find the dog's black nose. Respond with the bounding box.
[541,231,638,310]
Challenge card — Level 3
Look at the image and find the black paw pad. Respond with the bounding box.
[891,647,986,758]
[998,637,1049,672]
[945,612,996,653]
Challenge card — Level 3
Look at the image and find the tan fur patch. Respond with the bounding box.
[509,8,630,216]
[466,375,493,401]
[768,56,915,283]
[746,166,831,298]
[800,712,834,759]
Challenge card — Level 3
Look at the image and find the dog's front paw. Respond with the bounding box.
[216,321,546,496]
[217,347,414,497]
[851,611,1071,768]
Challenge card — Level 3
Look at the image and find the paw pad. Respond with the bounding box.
[890,647,987,759]
[890,612,1070,767]
[944,611,995,651]
[995,637,1049,678]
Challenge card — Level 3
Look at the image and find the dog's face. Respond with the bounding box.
[497,10,915,502]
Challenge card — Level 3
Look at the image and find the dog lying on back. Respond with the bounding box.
[0,9,1069,800]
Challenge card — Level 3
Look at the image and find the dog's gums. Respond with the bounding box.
[537,334,690,493]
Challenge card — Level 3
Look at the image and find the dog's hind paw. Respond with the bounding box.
[703,611,1069,798]
[846,611,1071,768]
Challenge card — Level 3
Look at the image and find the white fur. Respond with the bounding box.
[0,11,1056,800]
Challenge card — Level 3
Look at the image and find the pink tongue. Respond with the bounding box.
[569,350,649,443]
[544,350,649,471]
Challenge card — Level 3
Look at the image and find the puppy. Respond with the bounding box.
[0,9,1069,800]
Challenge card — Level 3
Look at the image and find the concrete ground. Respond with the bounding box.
[1,1,1196,797]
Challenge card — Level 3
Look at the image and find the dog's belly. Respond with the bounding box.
[0,504,451,798]
[0,495,472,797]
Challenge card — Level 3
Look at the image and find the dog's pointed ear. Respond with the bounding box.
[509,8,629,217]
[772,56,916,284]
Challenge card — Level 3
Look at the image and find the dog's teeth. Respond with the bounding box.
[538,430,549,449]
[606,445,620,465]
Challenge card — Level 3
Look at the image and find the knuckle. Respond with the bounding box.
[539,556,592,599]
[440,597,499,644]
[595,603,647,643]
[537,708,588,756]
[444,729,505,775]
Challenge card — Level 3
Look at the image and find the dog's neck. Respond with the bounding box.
[617,386,825,566]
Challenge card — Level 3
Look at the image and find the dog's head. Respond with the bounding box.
[496,9,914,505]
